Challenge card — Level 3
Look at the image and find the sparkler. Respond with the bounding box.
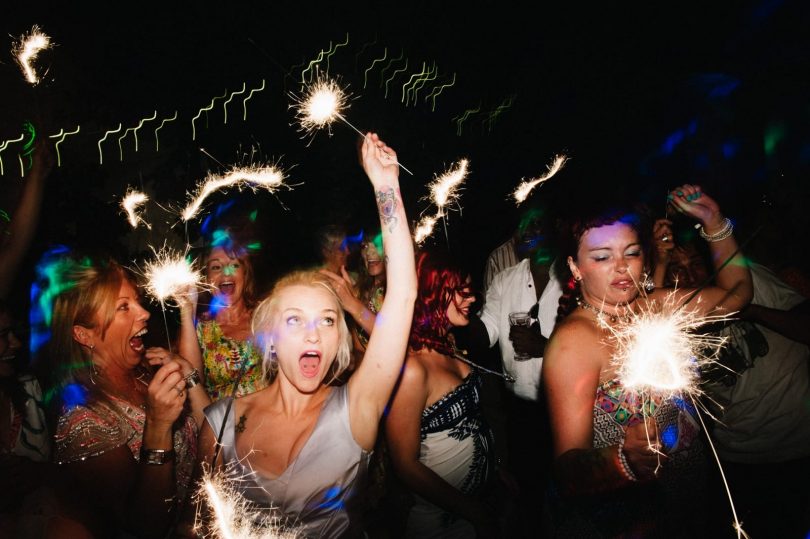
[600,290,748,537]
[426,158,469,217]
[142,246,203,304]
[290,73,413,175]
[195,467,300,539]
[512,154,568,205]
[13,25,52,85]
[181,165,286,222]
[413,159,470,244]
[121,189,151,229]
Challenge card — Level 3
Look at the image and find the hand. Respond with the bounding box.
[360,132,399,185]
[29,138,55,179]
[319,266,358,306]
[622,417,667,480]
[667,184,724,230]
[509,323,546,358]
[173,283,199,314]
[146,361,187,426]
[145,347,194,376]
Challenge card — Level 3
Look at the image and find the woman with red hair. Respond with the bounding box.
[386,249,497,538]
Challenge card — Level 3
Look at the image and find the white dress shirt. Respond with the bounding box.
[479,258,563,401]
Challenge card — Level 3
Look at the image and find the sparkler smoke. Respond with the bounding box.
[13,25,52,85]
[291,74,413,175]
[181,165,286,222]
[195,467,301,539]
[121,189,151,229]
[512,154,569,205]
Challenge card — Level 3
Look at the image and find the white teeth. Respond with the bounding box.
[133,328,148,338]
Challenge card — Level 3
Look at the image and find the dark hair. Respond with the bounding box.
[410,249,469,355]
[555,203,651,322]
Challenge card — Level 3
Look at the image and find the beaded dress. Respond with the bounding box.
[55,392,197,501]
[404,370,495,538]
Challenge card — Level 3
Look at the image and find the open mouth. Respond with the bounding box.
[130,328,147,352]
[299,351,321,378]
[218,280,236,295]
[612,280,633,290]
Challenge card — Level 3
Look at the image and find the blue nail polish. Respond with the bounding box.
[677,191,683,197]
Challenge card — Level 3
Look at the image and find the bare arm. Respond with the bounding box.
[385,357,496,531]
[176,286,204,374]
[740,300,810,346]
[348,133,417,450]
[659,185,753,314]
[0,138,53,299]
[651,219,674,288]
[542,320,659,496]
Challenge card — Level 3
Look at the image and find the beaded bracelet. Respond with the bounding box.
[617,441,638,482]
[184,368,201,390]
[699,217,733,242]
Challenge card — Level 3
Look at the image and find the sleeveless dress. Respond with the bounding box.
[547,378,708,538]
[404,370,495,538]
[204,384,370,538]
[197,319,268,400]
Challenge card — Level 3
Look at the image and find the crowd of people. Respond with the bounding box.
[1,132,809,539]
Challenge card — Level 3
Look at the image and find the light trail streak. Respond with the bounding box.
[425,73,456,111]
[363,47,388,89]
[401,62,427,103]
[97,124,122,165]
[512,154,568,205]
[384,58,409,98]
[192,90,228,141]
[223,83,247,124]
[48,126,80,167]
[242,80,266,121]
[154,111,178,152]
[0,133,25,176]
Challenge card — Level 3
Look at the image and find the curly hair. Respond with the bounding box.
[409,249,469,355]
[251,270,352,384]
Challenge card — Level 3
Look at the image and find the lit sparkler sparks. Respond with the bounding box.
[512,154,568,205]
[426,158,469,217]
[290,74,413,174]
[13,25,52,85]
[414,215,438,244]
[604,293,731,395]
[121,189,151,229]
[602,291,748,537]
[196,467,300,539]
[142,246,204,304]
[181,165,286,222]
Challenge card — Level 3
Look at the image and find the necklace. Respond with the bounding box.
[451,346,516,383]
[576,297,633,324]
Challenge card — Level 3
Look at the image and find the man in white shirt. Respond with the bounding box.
[468,203,563,537]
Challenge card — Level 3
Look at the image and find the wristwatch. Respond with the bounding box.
[140,447,176,465]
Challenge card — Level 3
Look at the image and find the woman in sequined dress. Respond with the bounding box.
[37,252,202,538]
[386,249,497,538]
[542,185,752,537]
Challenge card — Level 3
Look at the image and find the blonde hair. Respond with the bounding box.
[251,269,352,384]
[39,255,127,407]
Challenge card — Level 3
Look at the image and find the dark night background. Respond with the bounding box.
[3,1,810,338]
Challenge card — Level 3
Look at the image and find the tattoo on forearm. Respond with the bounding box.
[236,414,247,433]
[375,187,399,233]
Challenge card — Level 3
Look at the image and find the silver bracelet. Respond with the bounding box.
[140,447,175,465]
[699,217,733,242]
[617,441,638,482]
[184,368,201,390]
